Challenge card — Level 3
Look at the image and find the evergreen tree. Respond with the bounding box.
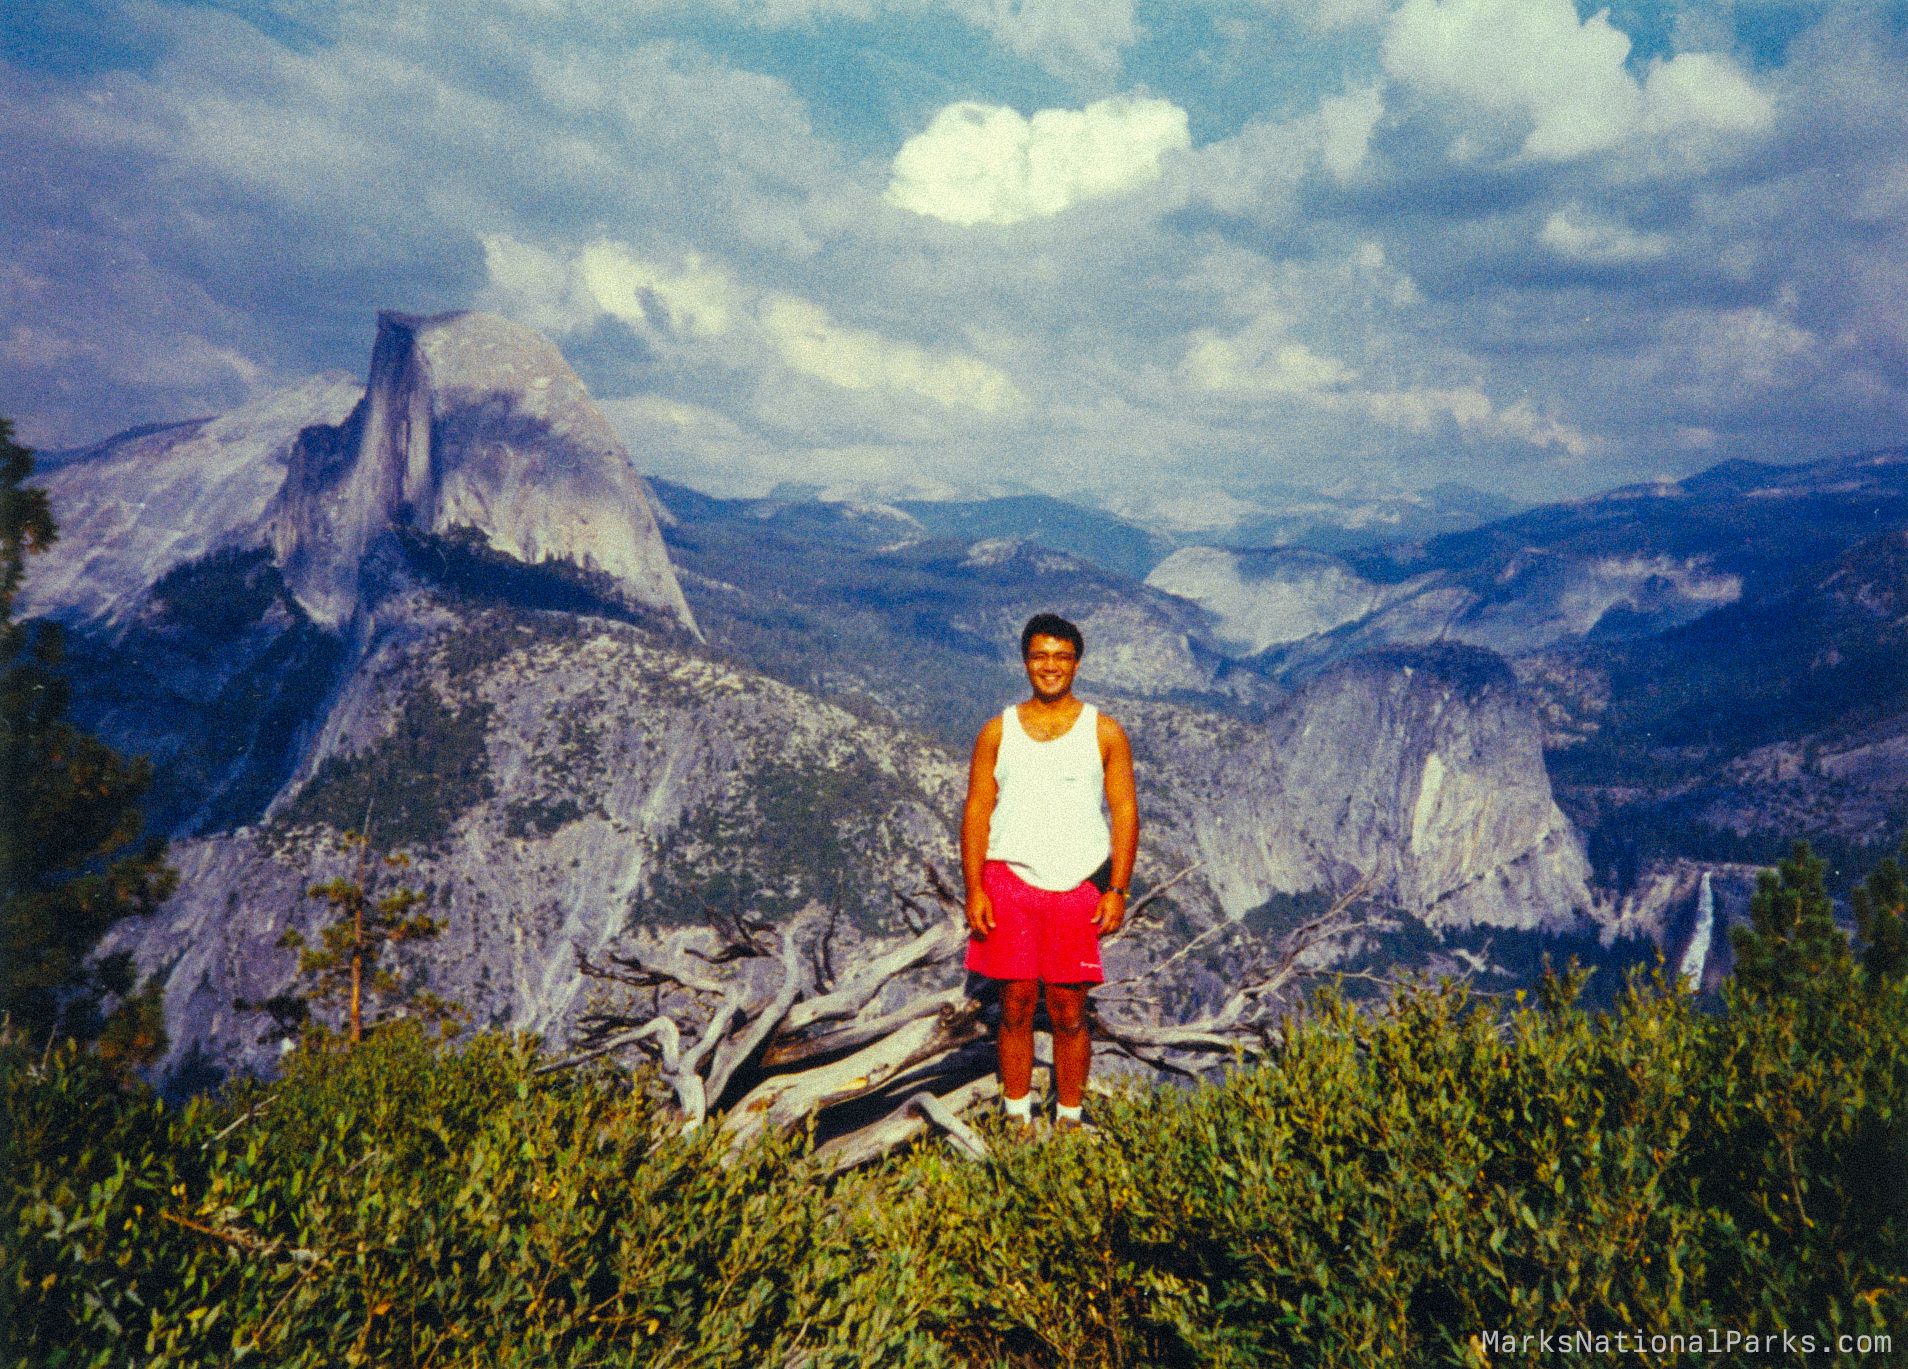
[1729,839,1854,1001]
[0,418,177,1049]
[277,819,455,1047]
[1851,838,1908,985]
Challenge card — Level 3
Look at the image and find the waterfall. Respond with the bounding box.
[1678,870,1714,991]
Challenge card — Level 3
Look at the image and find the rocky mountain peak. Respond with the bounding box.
[1193,642,1595,931]
[265,310,696,634]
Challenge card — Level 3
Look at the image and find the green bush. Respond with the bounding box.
[6,960,1904,1366]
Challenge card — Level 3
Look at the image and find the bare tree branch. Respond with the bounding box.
[906,1090,991,1161]
[812,1074,999,1173]
[918,861,964,912]
[575,942,726,997]
[1125,860,1205,924]
[703,924,807,1108]
[721,996,986,1150]
[761,987,966,1069]
[675,993,744,1127]
[781,917,964,1034]
[555,868,1373,1167]
[534,1018,682,1077]
[1090,875,1375,1074]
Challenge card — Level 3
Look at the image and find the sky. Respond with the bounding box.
[4,0,1908,509]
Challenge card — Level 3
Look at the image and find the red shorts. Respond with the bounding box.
[965,860,1105,985]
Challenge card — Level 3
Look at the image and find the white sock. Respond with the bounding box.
[1002,1092,1032,1121]
[1055,1102,1083,1123]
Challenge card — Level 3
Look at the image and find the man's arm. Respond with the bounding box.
[1096,712,1138,935]
[961,715,1004,937]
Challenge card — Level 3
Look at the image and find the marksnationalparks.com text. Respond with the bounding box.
[1477,1326,1892,1358]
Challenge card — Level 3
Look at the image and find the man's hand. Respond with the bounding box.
[966,890,995,938]
[1093,889,1126,936]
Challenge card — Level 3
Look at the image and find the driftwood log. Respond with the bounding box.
[537,864,1372,1169]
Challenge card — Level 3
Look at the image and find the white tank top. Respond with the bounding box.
[985,701,1112,891]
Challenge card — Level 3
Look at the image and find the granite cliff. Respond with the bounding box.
[265,310,694,634]
[21,311,1629,1082]
[97,605,1602,1082]
[17,311,695,835]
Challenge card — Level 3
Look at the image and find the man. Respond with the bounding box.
[962,612,1139,1132]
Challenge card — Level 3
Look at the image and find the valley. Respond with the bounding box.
[18,311,1906,1086]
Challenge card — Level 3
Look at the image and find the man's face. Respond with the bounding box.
[1023,633,1080,701]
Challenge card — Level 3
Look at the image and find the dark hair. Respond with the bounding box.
[1021,613,1084,660]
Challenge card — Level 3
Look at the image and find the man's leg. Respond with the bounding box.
[997,979,1039,1111]
[1045,983,1090,1109]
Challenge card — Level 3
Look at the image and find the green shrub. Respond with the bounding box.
[6,958,1905,1366]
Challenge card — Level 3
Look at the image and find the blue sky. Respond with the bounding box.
[4,0,1907,511]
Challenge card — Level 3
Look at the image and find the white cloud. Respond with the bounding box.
[1350,385,1592,456]
[1383,0,1639,161]
[1381,0,1772,163]
[6,0,1905,502]
[1641,51,1774,138]
[1318,84,1383,183]
[886,95,1190,226]
[481,235,1022,414]
[758,296,1021,411]
[1180,313,1359,395]
[1254,0,1389,33]
[578,243,739,341]
[1176,290,1590,457]
[1671,298,1820,393]
[479,234,594,335]
[1538,205,1670,265]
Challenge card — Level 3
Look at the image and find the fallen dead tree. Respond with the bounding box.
[537,863,1372,1169]
[1091,873,1375,1076]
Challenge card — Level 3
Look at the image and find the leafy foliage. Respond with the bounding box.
[6,941,1904,1366]
[0,418,177,1049]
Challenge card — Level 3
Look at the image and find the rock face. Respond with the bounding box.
[30,310,1626,1083]
[15,375,365,628]
[1178,645,1595,931]
[1247,550,1741,678]
[265,311,696,634]
[1145,546,1411,655]
[17,312,698,837]
[1599,859,1764,990]
[19,312,693,641]
[99,596,969,1081]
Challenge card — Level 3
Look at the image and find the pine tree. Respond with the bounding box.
[0,418,177,1050]
[277,817,456,1047]
[1851,838,1908,985]
[1729,839,1855,1001]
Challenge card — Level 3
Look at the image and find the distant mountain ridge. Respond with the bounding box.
[14,309,1655,1083]
[647,478,1277,745]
